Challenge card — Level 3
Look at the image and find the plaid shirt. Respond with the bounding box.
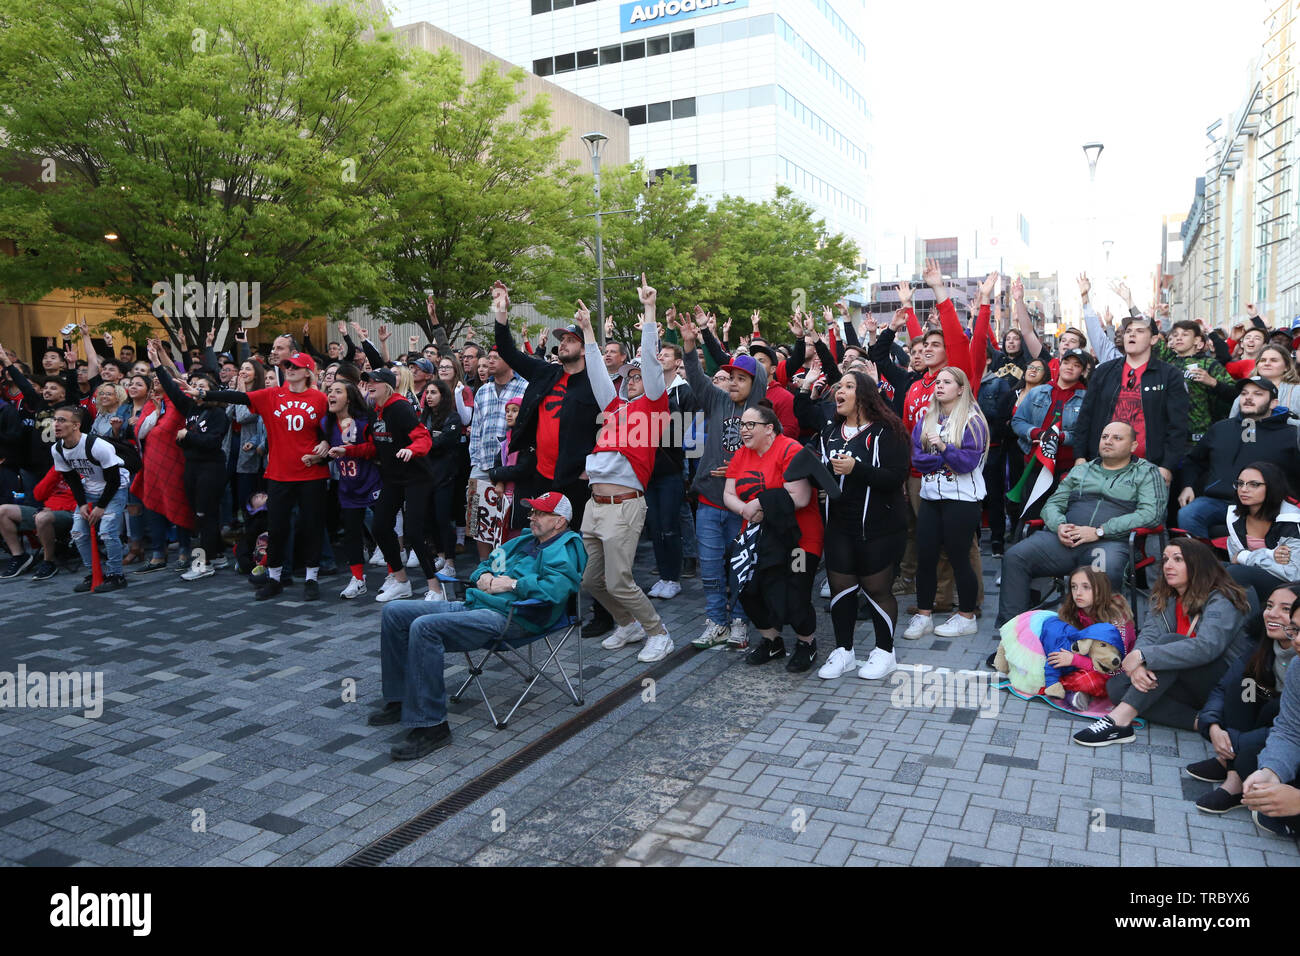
[469,372,527,470]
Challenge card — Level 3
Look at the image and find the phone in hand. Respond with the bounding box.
[60,323,77,336]
[234,327,247,342]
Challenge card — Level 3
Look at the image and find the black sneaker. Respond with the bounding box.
[747,636,786,665]
[390,722,452,760]
[303,580,320,601]
[96,574,127,593]
[73,574,94,593]
[31,561,59,581]
[786,639,818,673]
[1254,809,1300,839]
[582,608,615,640]
[134,558,169,574]
[0,553,35,579]
[255,579,285,601]
[1072,715,1135,747]
[991,540,1004,558]
[1185,757,1229,783]
[367,702,401,726]
[1195,787,1244,814]
[318,564,339,577]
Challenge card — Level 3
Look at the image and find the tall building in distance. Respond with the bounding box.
[387,0,873,264]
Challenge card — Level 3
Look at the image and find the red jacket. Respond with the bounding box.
[33,466,75,512]
[133,399,195,529]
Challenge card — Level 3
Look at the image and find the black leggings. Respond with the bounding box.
[826,530,906,653]
[916,498,981,613]
[266,478,327,571]
[185,459,228,562]
[339,506,369,569]
[373,480,435,577]
[428,483,457,558]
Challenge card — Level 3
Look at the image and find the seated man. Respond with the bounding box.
[0,464,76,580]
[371,492,586,760]
[995,421,1166,630]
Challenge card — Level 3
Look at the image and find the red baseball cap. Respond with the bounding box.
[282,352,316,371]
[523,492,573,522]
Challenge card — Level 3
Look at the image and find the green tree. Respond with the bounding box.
[367,49,586,345]
[710,186,860,342]
[0,0,421,350]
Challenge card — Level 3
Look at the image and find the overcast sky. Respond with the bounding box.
[865,0,1266,304]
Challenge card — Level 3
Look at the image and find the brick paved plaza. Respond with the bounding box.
[2,540,1296,867]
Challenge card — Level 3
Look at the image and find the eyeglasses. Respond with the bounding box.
[1234,479,1266,490]
[738,421,769,431]
[1284,625,1300,639]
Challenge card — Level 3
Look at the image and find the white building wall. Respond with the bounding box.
[389,0,872,256]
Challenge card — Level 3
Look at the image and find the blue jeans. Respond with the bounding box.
[144,508,190,562]
[680,500,698,559]
[380,600,530,726]
[71,488,128,577]
[1176,496,1230,538]
[646,471,685,581]
[696,503,747,625]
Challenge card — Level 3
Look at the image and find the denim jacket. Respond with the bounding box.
[1011,384,1085,455]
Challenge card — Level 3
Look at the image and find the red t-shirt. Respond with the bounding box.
[726,434,823,557]
[1111,361,1148,460]
[593,391,668,489]
[1225,358,1256,380]
[1174,599,1195,637]
[246,385,330,483]
[535,372,569,481]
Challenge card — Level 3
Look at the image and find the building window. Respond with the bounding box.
[672,97,696,119]
[577,48,598,69]
[533,57,553,77]
[600,44,622,65]
[624,104,647,126]
[671,30,695,51]
[647,35,670,56]
[648,100,671,122]
[531,0,550,13]
[623,39,645,60]
[553,0,574,8]
[554,52,575,73]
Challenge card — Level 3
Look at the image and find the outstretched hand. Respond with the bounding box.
[978,270,1000,301]
[637,272,656,307]
[490,280,510,319]
[1076,272,1091,302]
[575,300,593,332]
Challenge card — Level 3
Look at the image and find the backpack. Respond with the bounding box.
[58,433,142,477]
[977,375,1015,443]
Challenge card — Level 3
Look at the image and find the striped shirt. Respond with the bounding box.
[469,373,527,471]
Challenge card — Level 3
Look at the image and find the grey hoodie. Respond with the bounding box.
[682,347,768,506]
[1137,590,1250,672]
[1259,652,1300,782]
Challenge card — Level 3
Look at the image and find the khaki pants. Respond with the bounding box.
[581,496,665,636]
[903,475,984,607]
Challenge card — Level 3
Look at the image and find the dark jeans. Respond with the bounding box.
[646,471,685,582]
[1228,564,1287,611]
[340,506,370,568]
[1108,657,1230,731]
[428,483,457,557]
[184,459,227,563]
[145,508,190,562]
[1210,688,1283,779]
[983,441,1008,546]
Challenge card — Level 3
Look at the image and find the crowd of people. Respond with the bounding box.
[5,266,1300,833]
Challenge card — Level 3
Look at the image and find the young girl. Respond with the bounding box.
[1051,566,1137,709]
[906,366,990,639]
[419,378,467,565]
[319,381,382,599]
[488,396,534,541]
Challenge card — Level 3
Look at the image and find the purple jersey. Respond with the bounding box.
[325,416,382,509]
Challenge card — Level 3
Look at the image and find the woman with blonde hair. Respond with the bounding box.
[1229,344,1300,421]
[90,382,129,438]
[904,366,990,639]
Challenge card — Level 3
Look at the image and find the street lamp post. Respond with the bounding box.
[581,131,609,339]
[1082,142,1104,277]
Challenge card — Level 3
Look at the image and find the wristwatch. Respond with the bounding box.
[1096,524,1105,538]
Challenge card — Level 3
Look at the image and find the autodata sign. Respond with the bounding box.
[619,0,748,32]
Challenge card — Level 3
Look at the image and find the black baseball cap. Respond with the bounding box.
[1237,375,1278,398]
[1060,348,1091,367]
[552,323,584,343]
[361,368,397,388]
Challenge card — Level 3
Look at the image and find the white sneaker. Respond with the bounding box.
[817,646,858,679]
[340,576,367,600]
[210,556,229,570]
[637,633,674,662]
[368,549,387,567]
[376,578,412,603]
[404,550,420,568]
[602,621,646,650]
[424,584,446,602]
[933,613,978,637]
[902,613,934,640]
[381,573,395,590]
[858,647,898,680]
[657,580,681,600]
[692,619,730,648]
[727,617,748,648]
[647,580,667,599]
[820,580,831,598]
[435,556,451,573]
[181,564,215,581]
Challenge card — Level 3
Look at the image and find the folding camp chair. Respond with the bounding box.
[436,572,585,730]
[1011,519,1166,613]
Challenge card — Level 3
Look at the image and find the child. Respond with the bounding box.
[1049,566,1136,709]
[488,397,534,542]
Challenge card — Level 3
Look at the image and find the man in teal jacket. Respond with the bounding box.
[373,492,586,760]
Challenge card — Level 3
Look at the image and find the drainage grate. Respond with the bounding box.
[340,643,700,866]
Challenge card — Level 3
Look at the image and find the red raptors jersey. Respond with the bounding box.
[246,385,330,482]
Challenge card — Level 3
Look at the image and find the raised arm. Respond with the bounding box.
[896,282,922,342]
[78,318,101,380]
[1011,277,1044,363]
[152,362,197,417]
[490,281,549,380]
[924,258,973,386]
[969,271,998,386]
[637,275,664,401]
[577,300,615,409]
[1083,275,1121,364]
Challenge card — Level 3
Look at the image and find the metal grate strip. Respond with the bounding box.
[340,643,699,866]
